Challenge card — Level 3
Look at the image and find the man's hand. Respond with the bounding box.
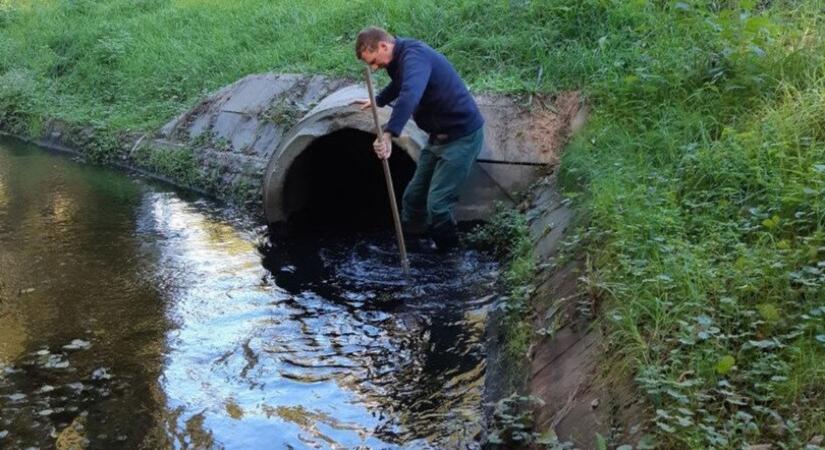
[373,132,392,159]
[353,98,373,110]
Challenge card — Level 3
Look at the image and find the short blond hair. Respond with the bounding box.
[355,26,395,58]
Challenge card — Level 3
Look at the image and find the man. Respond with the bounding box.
[354,26,485,251]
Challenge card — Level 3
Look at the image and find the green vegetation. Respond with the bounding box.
[469,206,536,368]
[132,144,201,186]
[554,2,825,447]
[1,0,823,447]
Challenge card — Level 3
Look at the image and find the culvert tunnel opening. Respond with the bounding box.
[283,128,417,235]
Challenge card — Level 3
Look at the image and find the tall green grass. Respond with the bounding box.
[1,0,824,447]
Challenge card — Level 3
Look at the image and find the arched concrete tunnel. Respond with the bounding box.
[281,128,416,233]
[262,85,540,235]
[262,86,429,235]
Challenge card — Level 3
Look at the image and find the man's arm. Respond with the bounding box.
[375,78,401,107]
[352,77,399,111]
[383,48,432,137]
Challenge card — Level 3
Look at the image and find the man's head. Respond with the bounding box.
[355,26,395,70]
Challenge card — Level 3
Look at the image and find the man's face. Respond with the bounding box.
[360,41,393,70]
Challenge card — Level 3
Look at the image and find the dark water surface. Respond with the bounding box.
[0,138,500,449]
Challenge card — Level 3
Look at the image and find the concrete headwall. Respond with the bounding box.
[149,72,586,224]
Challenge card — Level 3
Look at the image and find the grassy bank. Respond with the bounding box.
[2,0,823,447]
[469,206,536,369]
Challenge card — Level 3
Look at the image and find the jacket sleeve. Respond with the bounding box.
[384,48,432,137]
[375,79,400,107]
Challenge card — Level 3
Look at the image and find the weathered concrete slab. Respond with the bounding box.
[220,74,301,114]
[151,73,350,206]
[476,92,583,165]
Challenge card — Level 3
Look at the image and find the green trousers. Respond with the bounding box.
[401,127,484,233]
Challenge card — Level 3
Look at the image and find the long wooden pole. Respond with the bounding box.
[364,67,410,274]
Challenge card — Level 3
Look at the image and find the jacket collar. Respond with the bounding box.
[387,37,407,73]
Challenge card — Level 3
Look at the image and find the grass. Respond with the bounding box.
[555,2,825,447]
[132,144,201,186]
[1,0,824,447]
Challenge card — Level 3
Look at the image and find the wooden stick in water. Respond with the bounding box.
[363,67,410,274]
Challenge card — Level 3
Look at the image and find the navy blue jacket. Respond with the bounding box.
[375,38,484,144]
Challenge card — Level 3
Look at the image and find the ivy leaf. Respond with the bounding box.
[758,304,780,323]
[596,433,609,450]
[656,421,676,433]
[697,315,713,327]
[535,430,559,445]
[762,215,780,230]
[716,355,736,375]
[748,339,776,349]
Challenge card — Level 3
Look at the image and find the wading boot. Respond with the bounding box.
[401,220,432,252]
[430,221,459,252]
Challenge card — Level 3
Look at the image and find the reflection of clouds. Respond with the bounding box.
[145,192,497,449]
[263,239,498,449]
[50,191,78,224]
[146,194,393,449]
[202,221,254,255]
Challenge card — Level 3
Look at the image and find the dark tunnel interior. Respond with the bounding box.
[282,128,417,235]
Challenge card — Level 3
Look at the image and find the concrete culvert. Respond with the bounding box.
[282,128,416,234]
[261,84,580,235]
[262,85,429,235]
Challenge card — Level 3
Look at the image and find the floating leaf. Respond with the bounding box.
[91,367,112,380]
[225,400,244,419]
[63,339,92,350]
[716,355,736,375]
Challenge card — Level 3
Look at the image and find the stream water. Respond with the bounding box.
[0,137,500,449]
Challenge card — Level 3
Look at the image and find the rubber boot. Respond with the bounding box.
[430,220,459,252]
[402,220,428,238]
